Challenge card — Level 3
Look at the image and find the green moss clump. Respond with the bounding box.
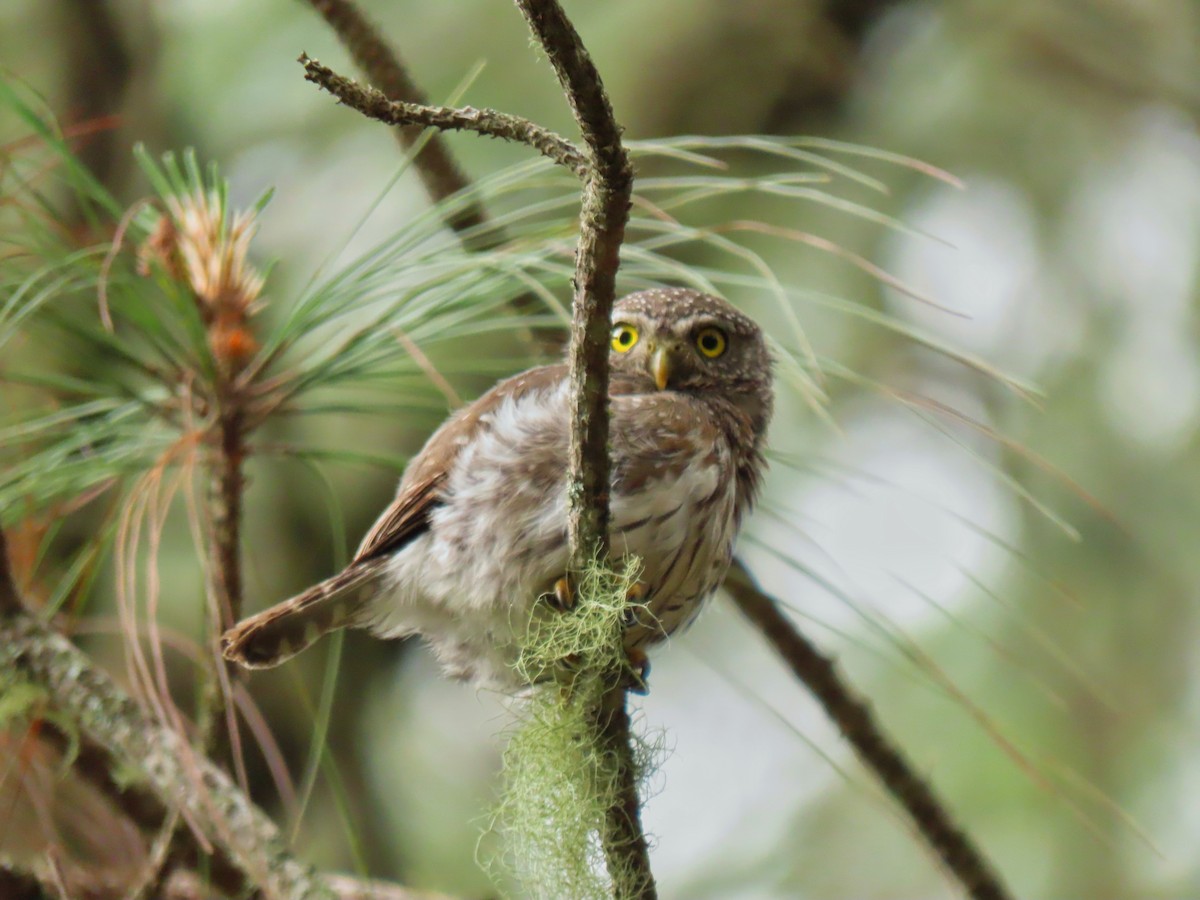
[486,556,663,899]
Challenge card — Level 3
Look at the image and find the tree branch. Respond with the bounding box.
[0,527,460,900]
[200,394,247,772]
[302,0,487,235]
[723,560,1015,900]
[300,55,587,176]
[513,0,631,581]
[300,0,565,354]
[510,3,651,898]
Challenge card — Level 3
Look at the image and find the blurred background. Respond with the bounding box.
[3,1,1200,898]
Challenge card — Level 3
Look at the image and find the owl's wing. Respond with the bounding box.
[352,363,569,563]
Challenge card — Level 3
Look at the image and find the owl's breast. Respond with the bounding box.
[608,404,741,647]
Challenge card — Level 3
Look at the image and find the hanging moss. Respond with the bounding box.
[486,556,663,899]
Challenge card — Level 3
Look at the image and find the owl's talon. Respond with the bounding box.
[622,581,648,627]
[625,649,650,695]
[542,575,575,612]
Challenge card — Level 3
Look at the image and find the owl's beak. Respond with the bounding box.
[649,346,671,390]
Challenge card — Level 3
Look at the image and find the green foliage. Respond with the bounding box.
[2,71,983,537]
[487,556,662,899]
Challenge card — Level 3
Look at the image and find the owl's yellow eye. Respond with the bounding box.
[695,326,727,358]
[611,323,639,353]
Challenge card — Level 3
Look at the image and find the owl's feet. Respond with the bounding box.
[625,648,651,695]
[542,575,575,612]
[621,581,648,627]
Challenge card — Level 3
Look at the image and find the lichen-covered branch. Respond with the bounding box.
[0,528,455,900]
[510,2,650,897]
[300,55,588,176]
[723,560,1015,900]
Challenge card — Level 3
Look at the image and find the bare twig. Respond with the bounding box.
[300,55,588,176]
[511,2,651,897]
[301,0,565,353]
[723,560,1015,900]
[302,0,487,234]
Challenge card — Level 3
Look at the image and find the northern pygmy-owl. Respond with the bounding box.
[222,288,773,688]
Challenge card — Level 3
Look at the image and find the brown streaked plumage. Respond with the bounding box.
[222,288,773,688]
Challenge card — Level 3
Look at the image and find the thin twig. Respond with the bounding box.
[300,55,588,176]
[302,0,487,234]
[511,2,651,897]
[723,559,1016,900]
[301,0,564,353]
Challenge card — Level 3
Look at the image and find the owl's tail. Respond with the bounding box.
[221,562,384,669]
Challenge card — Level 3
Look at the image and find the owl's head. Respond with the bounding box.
[608,288,773,431]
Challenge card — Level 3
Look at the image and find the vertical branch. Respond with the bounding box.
[201,389,247,768]
[723,561,1016,900]
[512,3,652,898]
[512,0,632,570]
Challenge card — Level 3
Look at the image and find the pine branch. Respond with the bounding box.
[200,394,247,771]
[723,560,1016,900]
[301,0,564,353]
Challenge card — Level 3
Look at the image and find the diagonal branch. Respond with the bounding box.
[0,528,456,900]
[0,633,328,895]
[723,559,1016,900]
[300,0,565,354]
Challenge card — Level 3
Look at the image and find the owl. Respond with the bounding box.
[222,288,773,688]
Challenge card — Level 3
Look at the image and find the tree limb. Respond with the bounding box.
[512,0,631,581]
[723,559,1015,900]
